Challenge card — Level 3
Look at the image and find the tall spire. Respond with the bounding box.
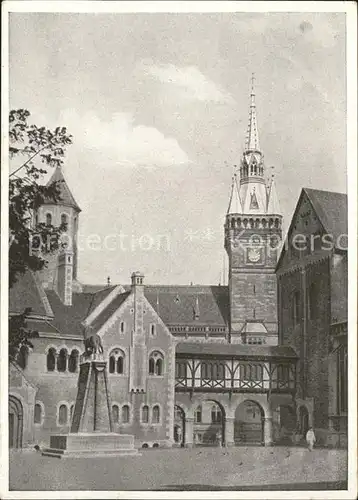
[227,174,243,214]
[245,73,260,152]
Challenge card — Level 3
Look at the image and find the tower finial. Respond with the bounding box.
[245,74,260,152]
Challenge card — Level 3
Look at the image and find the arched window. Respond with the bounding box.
[308,283,318,321]
[61,213,68,230]
[150,324,156,336]
[194,405,202,423]
[68,349,79,373]
[122,405,130,423]
[46,213,52,226]
[120,321,125,334]
[58,404,68,426]
[149,351,164,376]
[47,348,56,371]
[155,358,163,376]
[141,405,149,423]
[108,349,125,375]
[57,348,67,372]
[34,403,42,424]
[211,405,222,424]
[152,405,160,424]
[112,404,120,424]
[292,291,300,326]
[17,345,28,370]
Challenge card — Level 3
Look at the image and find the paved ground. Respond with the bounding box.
[9,446,348,491]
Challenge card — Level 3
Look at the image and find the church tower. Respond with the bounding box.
[224,75,283,344]
[35,167,81,298]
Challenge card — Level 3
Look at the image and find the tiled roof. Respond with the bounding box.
[45,290,93,338]
[304,188,347,244]
[9,271,53,318]
[90,292,130,332]
[143,285,229,326]
[43,167,81,212]
[86,286,118,315]
[176,342,297,359]
[26,319,61,336]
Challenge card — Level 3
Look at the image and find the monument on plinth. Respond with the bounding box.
[42,334,138,458]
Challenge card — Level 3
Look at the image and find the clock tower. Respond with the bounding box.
[224,75,283,343]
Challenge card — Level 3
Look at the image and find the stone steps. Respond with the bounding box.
[42,447,140,459]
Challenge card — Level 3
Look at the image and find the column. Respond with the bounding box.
[224,417,235,447]
[264,417,273,446]
[184,417,194,448]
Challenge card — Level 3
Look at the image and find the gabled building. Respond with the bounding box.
[9,78,347,451]
[276,188,348,447]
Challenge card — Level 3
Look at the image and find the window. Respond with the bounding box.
[61,214,68,230]
[58,404,68,426]
[112,404,120,424]
[201,362,225,380]
[108,349,125,375]
[211,405,222,424]
[57,348,67,372]
[155,358,163,376]
[68,349,79,373]
[141,405,149,423]
[308,283,318,321]
[240,364,263,381]
[122,405,130,424]
[152,405,160,424]
[70,403,75,423]
[46,213,52,226]
[120,321,125,335]
[194,405,202,423]
[338,345,348,413]
[149,351,164,376]
[34,403,42,424]
[150,324,156,336]
[175,361,187,378]
[277,365,289,382]
[47,348,56,371]
[292,291,301,326]
[17,345,28,370]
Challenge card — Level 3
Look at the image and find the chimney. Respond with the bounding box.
[57,247,73,306]
[131,271,144,294]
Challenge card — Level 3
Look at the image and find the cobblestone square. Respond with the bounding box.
[9,446,348,491]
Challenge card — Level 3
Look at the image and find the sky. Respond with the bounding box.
[9,11,347,286]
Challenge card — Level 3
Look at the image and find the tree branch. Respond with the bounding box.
[9,145,48,178]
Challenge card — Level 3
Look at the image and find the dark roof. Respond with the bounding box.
[9,271,53,318]
[304,188,347,242]
[90,292,130,332]
[26,319,61,336]
[176,342,297,359]
[86,286,118,315]
[43,167,81,212]
[81,284,110,294]
[142,286,229,326]
[45,290,93,338]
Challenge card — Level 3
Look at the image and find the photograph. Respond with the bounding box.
[1,1,356,498]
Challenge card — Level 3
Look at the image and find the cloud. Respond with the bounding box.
[140,61,234,104]
[58,109,190,168]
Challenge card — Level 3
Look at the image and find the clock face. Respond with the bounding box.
[247,247,263,264]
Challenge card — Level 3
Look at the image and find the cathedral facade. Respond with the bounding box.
[9,81,347,451]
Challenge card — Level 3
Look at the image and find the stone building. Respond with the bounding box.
[276,188,348,447]
[8,79,348,450]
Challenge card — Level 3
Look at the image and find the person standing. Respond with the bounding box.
[306,427,316,451]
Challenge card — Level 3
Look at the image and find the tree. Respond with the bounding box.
[9,109,73,356]
[9,109,73,288]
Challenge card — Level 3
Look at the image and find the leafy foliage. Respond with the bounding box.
[9,109,73,288]
[8,308,37,360]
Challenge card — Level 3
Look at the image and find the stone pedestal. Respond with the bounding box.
[42,355,139,458]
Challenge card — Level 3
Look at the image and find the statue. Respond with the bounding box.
[83,333,104,357]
